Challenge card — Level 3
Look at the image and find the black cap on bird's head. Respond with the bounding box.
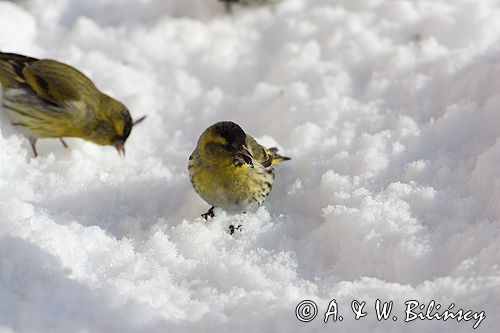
[112,109,132,155]
[208,121,254,167]
[112,110,147,156]
[212,121,247,147]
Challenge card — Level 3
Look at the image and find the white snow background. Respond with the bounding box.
[1,0,500,332]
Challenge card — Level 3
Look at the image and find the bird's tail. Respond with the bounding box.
[268,147,291,165]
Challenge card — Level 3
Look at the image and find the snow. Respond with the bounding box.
[1,0,500,332]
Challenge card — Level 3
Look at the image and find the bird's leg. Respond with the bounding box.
[59,138,69,148]
[29,138,38,157]
[202,206,215,220]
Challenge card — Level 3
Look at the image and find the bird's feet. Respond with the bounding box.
[228,224,242,235]
[59,138,69,148]
[201,206,215,220]
[29,138,38,157]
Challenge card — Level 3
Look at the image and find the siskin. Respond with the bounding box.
[219,0,282,13]
[188,121,290,226]
[0,51,145,157]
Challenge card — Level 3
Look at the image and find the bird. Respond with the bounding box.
[0,51,145,157]
[188,121,290,230]
[219,0,282,13]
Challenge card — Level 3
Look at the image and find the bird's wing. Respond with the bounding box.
[24,59,98,106]
[246,135,290,168]
[0,52,97,107]
[0,52,38,87]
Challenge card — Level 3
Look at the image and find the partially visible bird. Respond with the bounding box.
[219,0,282,13]
[188,121,290,227]
[0,51,145,157]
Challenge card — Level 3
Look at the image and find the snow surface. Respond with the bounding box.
[1,0,500,332]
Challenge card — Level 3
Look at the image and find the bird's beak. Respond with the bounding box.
[113,141,126,157]
[235,144,254,168]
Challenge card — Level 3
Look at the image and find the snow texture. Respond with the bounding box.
[1,0,500,332]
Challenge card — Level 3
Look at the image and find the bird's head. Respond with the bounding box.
[198,121,254,168]
[88,95,146,156]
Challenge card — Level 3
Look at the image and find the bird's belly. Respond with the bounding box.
[2,89,69,138]
[190,163,274,212]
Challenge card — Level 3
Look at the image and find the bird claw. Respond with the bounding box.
[201,206,215,220]
[228,224,242,235]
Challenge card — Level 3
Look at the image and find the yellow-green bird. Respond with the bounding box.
[0,51,145,156]
[189,121,290,223]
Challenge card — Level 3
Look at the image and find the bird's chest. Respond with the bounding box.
[190,161,274,211]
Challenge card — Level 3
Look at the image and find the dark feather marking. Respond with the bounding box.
[34,75,60,107]
[0,52,38,64]
[35,75,50,92]
[38,96,60,108]
[122,110,133,140]
[17,81,60,108]
[11,122,28,127]
[261,155,273,168]
[116,109,133,142]
[9,60,27,82]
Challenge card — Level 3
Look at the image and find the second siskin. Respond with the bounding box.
[0,51,145,156]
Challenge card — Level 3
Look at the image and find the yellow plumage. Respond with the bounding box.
[0,51,143,156]
[188,121,290,218]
